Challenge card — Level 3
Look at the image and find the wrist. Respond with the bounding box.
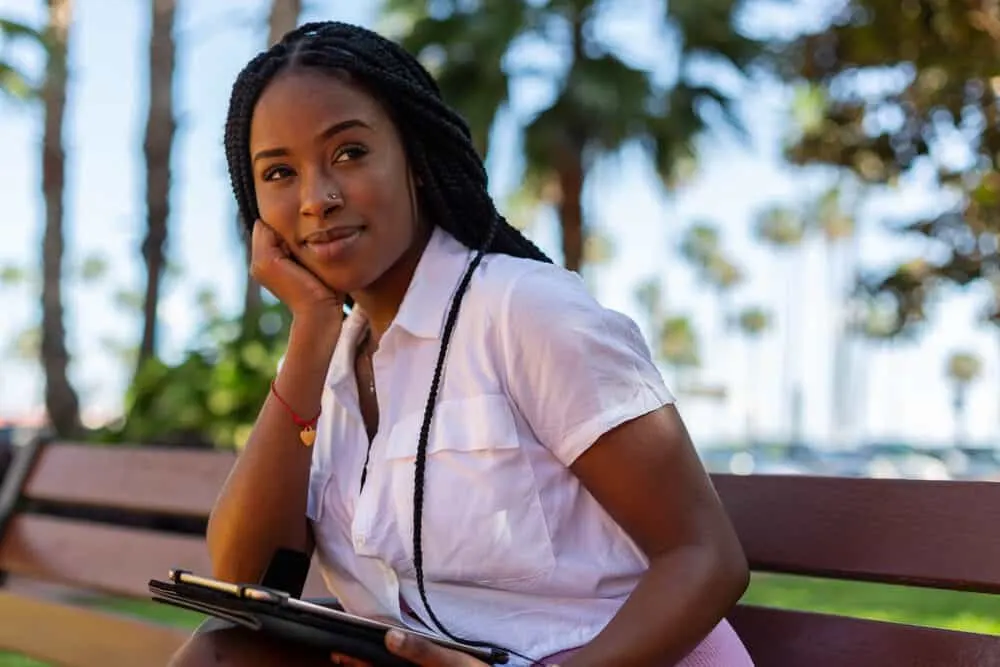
[281,316,341,371]
[289,311,342,346]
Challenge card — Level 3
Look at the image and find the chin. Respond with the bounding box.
[314,266,373,298]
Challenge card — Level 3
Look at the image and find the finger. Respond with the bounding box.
[250,220,284,266]
[249,219,345,311]
[252,218,285,251]
[250,220,302,284]
[385,630,480,666]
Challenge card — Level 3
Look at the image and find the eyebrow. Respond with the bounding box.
[252,118,371,164]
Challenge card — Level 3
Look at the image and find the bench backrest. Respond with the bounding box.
[2,443,995,665]
[712,473,1000,667]
[0,437,332,667]
[0,438,327,599]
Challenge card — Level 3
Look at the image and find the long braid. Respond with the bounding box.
[224,21,551,665]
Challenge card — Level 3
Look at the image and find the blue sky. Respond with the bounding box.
[1,0,997,447]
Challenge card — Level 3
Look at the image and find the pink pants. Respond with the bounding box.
[544,619,753,666]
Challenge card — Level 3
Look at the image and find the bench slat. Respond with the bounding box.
[22,442,236,516]
[729,604,1000,667]
[0,590,187,667]
[0,514,213,598]
[0,514,332,599]
[712,474,1000,593]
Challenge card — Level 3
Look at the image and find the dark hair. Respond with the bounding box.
[223,20,552,661]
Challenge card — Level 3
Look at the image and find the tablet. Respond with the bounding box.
[148,569,508,666]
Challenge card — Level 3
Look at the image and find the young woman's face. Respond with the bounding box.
[249,68,420,295]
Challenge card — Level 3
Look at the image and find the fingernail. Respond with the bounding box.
[386,629,405,650]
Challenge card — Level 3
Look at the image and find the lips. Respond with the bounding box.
[303,225,364,245]
[303,225,364,262]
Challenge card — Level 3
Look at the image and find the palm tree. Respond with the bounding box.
[0,18,45,100]
[853,291,914,445]
[136,0,177,379]
[634,276,664,326]
[679,222,721,269]
[810,185,859,446]
[679,222,743,408]
[754,206,805,443]
[946,351,982,448]
[385,0,771,271]
[658,315,700,391]
[39,0,80,437]
[736,306,771,445]
[242,0,303,337]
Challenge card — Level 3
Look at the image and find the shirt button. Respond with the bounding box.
[354,534,366,549]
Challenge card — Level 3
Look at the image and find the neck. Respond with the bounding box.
[350,225,433,342]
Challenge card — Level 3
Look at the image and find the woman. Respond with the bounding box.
[171,21,753,667]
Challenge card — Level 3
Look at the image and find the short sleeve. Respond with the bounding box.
[497,266,674,466]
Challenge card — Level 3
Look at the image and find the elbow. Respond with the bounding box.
[205,509,313,584]
[724,549,751,607]
[713,532,750,611]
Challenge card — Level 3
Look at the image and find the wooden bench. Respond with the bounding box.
[3,437,997,666]
[714,473,1000,667]
[0,436,328,667]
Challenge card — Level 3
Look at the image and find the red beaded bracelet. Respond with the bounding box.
[270,380,321,446]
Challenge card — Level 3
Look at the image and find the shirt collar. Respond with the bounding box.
[392,226,474,341]
[325,226,473,390]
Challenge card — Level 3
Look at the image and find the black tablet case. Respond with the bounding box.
[148,576,419,666]
[150,549,505,666]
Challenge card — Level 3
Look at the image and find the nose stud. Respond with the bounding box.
[327,192,342,203]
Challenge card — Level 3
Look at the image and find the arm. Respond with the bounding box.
[207,221,344,583]
[561,406,748,667]
[499,267,746,665]
[207,316,339,583]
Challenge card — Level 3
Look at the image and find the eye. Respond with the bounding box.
[262,165,293,182]
[333,144,368,163]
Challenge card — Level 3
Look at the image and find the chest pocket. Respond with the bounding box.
[383,394,555,588]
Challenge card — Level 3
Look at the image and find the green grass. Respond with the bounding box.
[3,574,1000,665]
[743,573,1000,635]
[84,596,206,627]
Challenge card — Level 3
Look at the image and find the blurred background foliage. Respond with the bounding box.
[2,0,999,466]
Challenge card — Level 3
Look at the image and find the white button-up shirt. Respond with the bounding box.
[306,227,674,663]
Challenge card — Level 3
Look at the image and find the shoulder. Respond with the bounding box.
[465,253,600,324]
[464,254,673,465]
[465,253,650,360]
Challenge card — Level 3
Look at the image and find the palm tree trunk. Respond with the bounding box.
[136,0,177,377]
[40,0,80,437]
[953,385,966,447]
[743,334,755,446]
[241,0,302,337]
[828,240,850,446]
[267,0,300,44]
[781,252,796,442]
[557,149,585,272]
[557,6,586,273]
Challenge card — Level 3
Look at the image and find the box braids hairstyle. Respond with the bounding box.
[223,20,555,665]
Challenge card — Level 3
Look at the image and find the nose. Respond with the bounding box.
[299,173,344,220]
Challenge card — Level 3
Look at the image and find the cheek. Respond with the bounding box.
[344,167,415,239]
[255,186,298,237]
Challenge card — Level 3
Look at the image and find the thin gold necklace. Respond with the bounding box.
[360,327,375,395]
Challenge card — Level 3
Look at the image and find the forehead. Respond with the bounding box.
[250,67,388,147]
